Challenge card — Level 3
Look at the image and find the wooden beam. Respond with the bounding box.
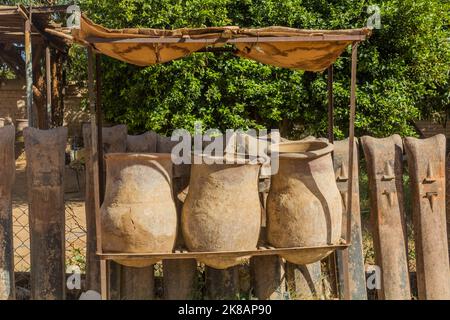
[24,15,34,127]
[17,4,67,53]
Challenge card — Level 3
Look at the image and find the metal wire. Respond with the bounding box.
[13,202,88,274]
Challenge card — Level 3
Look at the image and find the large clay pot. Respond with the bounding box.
[101,153,177,267]
[181,155,262,269]
[267,140,342,264]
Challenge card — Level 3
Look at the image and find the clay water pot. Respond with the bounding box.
[101,153,177,267]
[181,155,262,269]
[267,140,342,264]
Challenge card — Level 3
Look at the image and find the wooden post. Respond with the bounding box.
[157,134,198,300]
[45,45,52,128]
[25,127,67,300]
[286,262,323,300]
[447,151,450,264]
[334,139,367,300]
[0,126,16,300]
[404,135,450,299]
[361,135,411,300]
[250,177,286,300]
[163,172,198,300]
[205,266,240,300]
[24,16,34,127]
[120,266,155,300]
[163,258,197,300]
[251,256,286,300]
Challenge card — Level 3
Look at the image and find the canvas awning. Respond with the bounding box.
[72,15,371,72]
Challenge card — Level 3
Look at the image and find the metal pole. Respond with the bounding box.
[87,47,108,300]
[342,42,359,300]
[24,14,34,127]
[95,55,105,202]
[327,65,334,143]
[45,45,52,128]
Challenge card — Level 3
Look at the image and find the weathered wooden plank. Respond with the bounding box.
[163,259,197,299]
[163,174,197,300]
[333,139,367,300]
[120,266,155,300]
[0,126,15,300]
[25,127,67,300]
[250,177,286,300]
[251,255,286,300]
[447,150,450,264]
[157,134,198,300]
[404,135,450,299]
[361,135,411,300]
[126,131,157,153]
[83,124,127,294]
[205,266,240,300]
[286,262,323,300]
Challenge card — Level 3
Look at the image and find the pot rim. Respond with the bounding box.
[105,152,172,160]
[271,140,334,159]
[191,152,267,165]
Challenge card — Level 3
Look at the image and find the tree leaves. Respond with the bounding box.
[72,0,450,138]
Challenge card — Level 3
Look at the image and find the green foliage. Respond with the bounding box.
[71,0,450,137]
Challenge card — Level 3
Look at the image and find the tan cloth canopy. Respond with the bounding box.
[73,15,371,72]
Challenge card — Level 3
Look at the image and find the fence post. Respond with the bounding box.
[361,135,411,300]
[250,177,286,300]
[157,134,198,300]
[447,150,450,266]
[251,256,286,300]
[286,262,323,300]
[0,126,16,300]
[205,266,240,300]
[404,135,450,299]
[333,139,367,300]
[83,124,127,296]
[25,127,67,300]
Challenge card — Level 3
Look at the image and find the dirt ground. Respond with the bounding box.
[12,151,87,272]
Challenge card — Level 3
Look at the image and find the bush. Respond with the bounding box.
[74,0,450,137]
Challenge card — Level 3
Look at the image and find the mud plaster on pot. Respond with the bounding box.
[101,153,177,267]
[182,159,261,269]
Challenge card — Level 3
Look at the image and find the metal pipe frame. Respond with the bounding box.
[85,34,367,45]
[88,41,360,300]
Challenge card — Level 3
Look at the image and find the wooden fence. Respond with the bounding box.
[0,123,449,300]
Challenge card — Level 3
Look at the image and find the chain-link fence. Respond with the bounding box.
[12,202,87,274]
